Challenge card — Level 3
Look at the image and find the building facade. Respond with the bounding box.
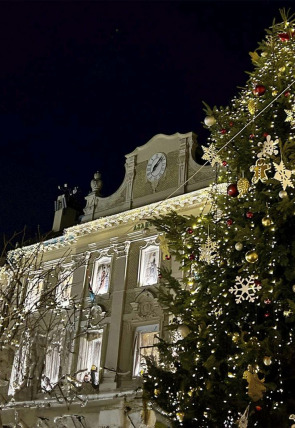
[1,132,213,428]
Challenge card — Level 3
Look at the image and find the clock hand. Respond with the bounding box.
[152,156,163,173]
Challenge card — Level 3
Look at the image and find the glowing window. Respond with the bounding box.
[91,258,111,295]
[138,245,160,287]
[133,324,159,376]
[76,330,103,384]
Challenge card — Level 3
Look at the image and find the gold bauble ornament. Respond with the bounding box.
[237,177,250,198]
[272,90,278,96]
[279,190,288,198]
[248,99,256,115]
[262,216,272,227]
[154,388,160,396]
[263,356,272,366]
[235,242,243,251]
[245,250,259,263]
[292,285,295,293]
[204,116,216,127]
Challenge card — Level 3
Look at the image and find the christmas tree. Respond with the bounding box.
[144,9,295,428]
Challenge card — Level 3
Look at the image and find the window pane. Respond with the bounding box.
[139,246,160,287]
[92,261,111,295]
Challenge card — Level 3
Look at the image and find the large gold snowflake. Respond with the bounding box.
[202,144,222,167]
[285,105,295,128]
[199,236,218,264]
[273,160,294,190]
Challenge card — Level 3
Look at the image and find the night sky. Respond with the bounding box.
[0,1,293,241]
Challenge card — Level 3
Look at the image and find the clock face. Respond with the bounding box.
[146,152,167,182]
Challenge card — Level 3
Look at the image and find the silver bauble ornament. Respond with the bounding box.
[235,242,243,251]
[263,356,272,366]
[177,325,190,338]
[204,116,216,127]
[292,285,295,293]
[279,190,288,198]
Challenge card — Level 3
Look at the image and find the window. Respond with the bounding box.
[91,258,111,295]
[8,333,30,396]
[41,342,61,392]
[56,270,73,307]
[24,278,43,312]
[138,245,160,287]
[76,330,103,384]
[133,324,159,376]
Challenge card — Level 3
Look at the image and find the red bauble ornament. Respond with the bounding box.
[249,134,255,139]
[278,32,290,41]
[186,227,193,234]
[227,183,239,197]
[255,406,262,411]
[263,132,269,137]
[220,128,227,135]
[165,255,171,260]
[264,298,271,305]
[222,160,228,167]
[189,254,195,260]
[226,219,233,226]
[246,211,254,219]
[264,312,270,318]
[229,121,234,127]
[284,91,290,97]
[253,85,266,96]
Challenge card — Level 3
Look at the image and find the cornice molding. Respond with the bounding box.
[65,186,209,239]
[9,187,210,255]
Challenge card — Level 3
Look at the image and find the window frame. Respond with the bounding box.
[133,324,159,377]
[76,329,103,383]
[138,244,160,287]
[90,257,112,295]
[24,276,43,312]
[8,333,31,396]
[55,269,73,307]
[41,341,61,392]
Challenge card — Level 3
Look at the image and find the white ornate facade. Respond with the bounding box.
[1,132,214,428]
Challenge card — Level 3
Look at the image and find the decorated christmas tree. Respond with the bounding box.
[144,9,295,428]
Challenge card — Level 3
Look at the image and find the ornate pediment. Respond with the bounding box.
[130,289,161,320]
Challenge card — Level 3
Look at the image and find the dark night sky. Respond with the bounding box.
[0,0,293,240]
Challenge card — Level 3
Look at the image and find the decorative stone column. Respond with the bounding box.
[178,136,189,192]
[100,241,130,390]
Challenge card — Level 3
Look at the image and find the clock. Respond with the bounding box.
[146,153,167,182]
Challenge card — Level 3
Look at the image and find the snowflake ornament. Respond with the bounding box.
[273,160,294,190]
[257,135,279,158]
[199,235,218,264]
[202,144,222,167]
[229,275,262,304]
[285,105,295,128]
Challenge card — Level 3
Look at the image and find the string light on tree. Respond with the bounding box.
[144,9,295,427]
